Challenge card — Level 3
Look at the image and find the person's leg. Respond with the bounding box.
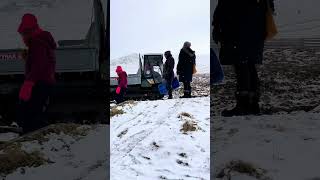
[166,78,173,99]
[187,81,192,97]
[248,63,261,114]
[222,62,251,117]
[29,83,51,131]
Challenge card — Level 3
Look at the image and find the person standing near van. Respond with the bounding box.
[177,41,196,98]
[163,51,175,99]
[17,13,57,133]
[115,66,128,104]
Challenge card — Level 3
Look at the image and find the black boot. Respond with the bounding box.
[221,92,250,117]
[248,92,261,115]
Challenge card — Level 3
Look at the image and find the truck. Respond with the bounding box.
[110,53,164,100]
[0,0,109,126]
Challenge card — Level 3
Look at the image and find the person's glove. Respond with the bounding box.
[116,87,121,94]
[19,81,34,101]
[19,49,28,61]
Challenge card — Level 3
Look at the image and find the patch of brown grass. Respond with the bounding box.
[0,143,48,176]
[216,160,270,180]
[18,124,90,143]
[110,108,124,118]
[180,121,198,134]
[178,112,193,119]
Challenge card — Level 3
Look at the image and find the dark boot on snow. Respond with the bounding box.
[221,92,250,117]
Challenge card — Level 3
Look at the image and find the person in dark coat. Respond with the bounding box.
[213,0,275,116]
[17,13,57,133]
[177,41,196,98]
[115,66,128,104]
[163,51,175,99]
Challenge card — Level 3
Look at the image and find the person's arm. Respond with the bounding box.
[177,53,182,75]
[169,57,175,72]
[25,41,46,83]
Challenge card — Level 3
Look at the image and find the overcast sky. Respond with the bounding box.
[110,0,210,59]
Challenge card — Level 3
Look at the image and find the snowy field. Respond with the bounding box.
[212,111,320,180]
[0,124,108,180]
[110,53,210,77]
[111,97,210,180]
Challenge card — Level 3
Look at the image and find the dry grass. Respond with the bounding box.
[0,143,48,176]
[178,112,193,119]
[110,108,124,118]
[180,121,198,134]
[17,124,90,143]
[216,160,271,180]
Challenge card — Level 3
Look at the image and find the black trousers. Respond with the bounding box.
[115,88,126,104]
[17,82,53,133]
[165,78,173,97]
[234,62,260,95]
[183,81,192,96]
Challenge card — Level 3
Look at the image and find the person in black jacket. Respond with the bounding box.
[213,0,275,116]
[163,51,175,99]
[177,41,196,98]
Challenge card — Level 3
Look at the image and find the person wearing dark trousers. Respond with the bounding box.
[213,0,275,116]
[177,41,196,98]
[16,13,57,133]
[163,51,175,99]
[115,66,128,104]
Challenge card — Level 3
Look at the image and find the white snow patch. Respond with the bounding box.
[5,125,109,180]
[214,112,320,180]
[111,97,210,180]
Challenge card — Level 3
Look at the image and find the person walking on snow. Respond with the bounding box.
[163,51,175,99]
[115,66,128,104]
[213,0,275,116]
[16,13,57,133]
[177,41,196,98]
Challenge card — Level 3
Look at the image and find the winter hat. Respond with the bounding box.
[183,41,191,49]
[116,66,123,73]
[164,51,172,57]
[18,13,40,34]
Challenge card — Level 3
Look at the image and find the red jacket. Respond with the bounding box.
[117,71,128,88]
[25,31,57,85]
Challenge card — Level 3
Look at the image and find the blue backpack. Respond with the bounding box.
[158,83,168,95]
[172,77,180,89]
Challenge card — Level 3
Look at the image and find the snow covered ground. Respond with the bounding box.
[111,97,210,180]
[211,47,320,179]
[0,124,109,180]
[212,111,320,180]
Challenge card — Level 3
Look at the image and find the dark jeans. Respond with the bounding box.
[234,62,260,95]
[17,82,53,133]
[165,78,173,98]
[183,81,192,96]
[115,88,126,104]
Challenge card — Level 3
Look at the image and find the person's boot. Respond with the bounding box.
[221,92,250,117]
[248,92,261,115]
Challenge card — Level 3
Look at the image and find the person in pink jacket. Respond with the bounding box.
[115,66,128,104]
[16,13,57,133]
